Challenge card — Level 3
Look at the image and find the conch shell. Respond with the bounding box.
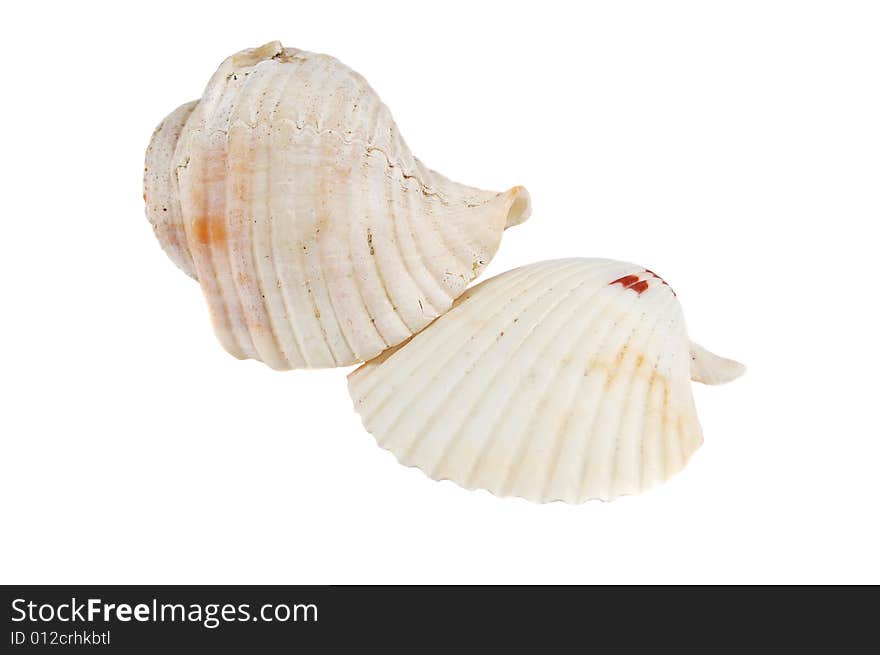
[144,41,531,369]
[348,258,744,503]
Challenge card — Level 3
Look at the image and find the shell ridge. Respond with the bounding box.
[666,316,695,477]
[352,111,421,340]
[570,290,648,501]
[370,261,590,444]
[314,165,389,358]
[375,263,583,457]
[552,279,654,501]
[605,290,680,499]
[367,144,442,200]
[272,189,320,367]
[674,405,691,480]
[185,141,249,359]
[419,165,507,278]
[496,269,647,500]
[254,123,305,368]
[393,171,457,310]
[275,53,350,365]
[297,191,343,365]
[395,156,508,295]
[388,183,447,317]
[428,262,626,482]
[304,65,360,365]
[667,320,699,478]
[548,289,645,502]
[391,151,454,308]
[227,124,287,368]
[683,376,705,450]
[365,262,585,447]
[216,138,258,358]
[351,262,558,410]
[660,376,686,481]
[215,117,452,209]
[407,178,479,295]
[216,122,265,360]
[346,250,391,358]
[489,265,642,499]
[344,171,394,354]
[535,275,658,502]
[202,79,261,360]
[360,210,416,340]
[144,101,198,278]
[173,133,238,345]
[268,66,314,366]
[311,232,349,366]
[382,174,440,328]
[577,287,674,500]
[609,288,682,499]
[240,66,301,367]
[361,103,423,334]
[657,320,680,481]
[657,384,673,481]
[356,260,589,404]
[638,372,662,491]
[634,300,684,493]
[451,263,631,491]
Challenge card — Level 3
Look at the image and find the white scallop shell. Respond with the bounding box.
[348,258,744,503]
[143,42,531,369]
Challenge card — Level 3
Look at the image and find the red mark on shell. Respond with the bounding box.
[610,274,649,295]
[611,275,640,288]
[644,269,676,296]
[609,271,673,296]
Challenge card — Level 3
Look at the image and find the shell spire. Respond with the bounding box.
[143,100,198,278]
[143,42,531,369]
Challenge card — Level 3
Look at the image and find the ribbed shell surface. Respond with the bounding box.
[349,258,715,503]
[145,42,530,369]
[144,100,198,278]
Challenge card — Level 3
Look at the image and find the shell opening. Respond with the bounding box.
[504,186,532,229]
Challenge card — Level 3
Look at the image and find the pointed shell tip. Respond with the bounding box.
[690,342,745,385]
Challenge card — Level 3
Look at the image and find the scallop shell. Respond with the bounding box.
[348,258,744,503]
[143,41,531,369]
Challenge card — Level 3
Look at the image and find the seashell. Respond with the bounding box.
[143,41,531,369]
[348,258,744,503]
[144,100,199,279]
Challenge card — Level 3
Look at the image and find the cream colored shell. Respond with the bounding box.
[348,258,744,503]
[144,42,531,369]
[144,100,198,279]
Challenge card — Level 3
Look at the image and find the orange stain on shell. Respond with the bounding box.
[192,215,227,246]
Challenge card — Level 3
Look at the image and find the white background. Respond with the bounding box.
[1,1,878,584]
